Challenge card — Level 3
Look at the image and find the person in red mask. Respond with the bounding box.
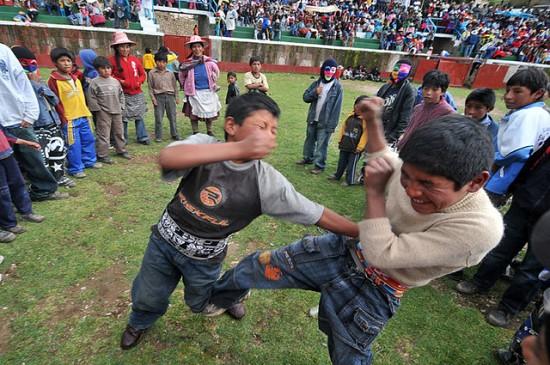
[375,59,416,147]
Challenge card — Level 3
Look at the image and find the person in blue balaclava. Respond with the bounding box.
[297,58,344,174]
[79,49,99,93]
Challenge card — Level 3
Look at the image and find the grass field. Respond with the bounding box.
[0,72,519,364]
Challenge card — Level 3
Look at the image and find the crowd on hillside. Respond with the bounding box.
[11,0,141,27]
[2,27,550,364]
[214,0,550,62]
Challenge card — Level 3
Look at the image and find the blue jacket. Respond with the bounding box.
[303,79,343,132]
[30,80,61,128]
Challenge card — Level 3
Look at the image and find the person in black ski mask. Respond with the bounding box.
[296,58,344,174]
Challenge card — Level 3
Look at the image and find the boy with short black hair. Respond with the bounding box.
[120,93,358,350]
[148,52,179,142]
[484,68,550,202]
[142,48,155,74]
[328,95,368,186]
[244,56,269,94]
[48,47,100,179]
[208,98,504,365]
[397,69,455,149]
[465,88,498,147]
[456,68,550,329]
[225,71,239,105]
[86,56,129,164]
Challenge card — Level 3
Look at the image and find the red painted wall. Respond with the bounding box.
[472,64,509,89]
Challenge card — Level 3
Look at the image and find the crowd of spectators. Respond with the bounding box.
[214,0,550,63]
[11,0,141,28]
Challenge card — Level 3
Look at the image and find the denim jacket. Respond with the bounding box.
[303,79,343,132]
[30,80,61,128]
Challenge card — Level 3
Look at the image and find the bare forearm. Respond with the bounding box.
[316,208,359,238]
[158,142,243,170]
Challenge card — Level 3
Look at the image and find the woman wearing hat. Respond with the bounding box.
[178,35,221,136]
[109,31,150,145]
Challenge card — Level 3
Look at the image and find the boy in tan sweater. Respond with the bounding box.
[207,97,504,365]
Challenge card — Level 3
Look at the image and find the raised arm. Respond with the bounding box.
[158,128,277,170]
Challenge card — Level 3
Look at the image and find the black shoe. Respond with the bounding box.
[207,131,214,137]
[494,349,515,365]
[296,159,312,165]
[226,302,246,320]
[117,152,132,160]
[138,139,151,145]
[97,157,114,164]
[120,325,148,350]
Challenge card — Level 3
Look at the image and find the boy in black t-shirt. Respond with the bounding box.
[328,95,368,186]
[225,71,239,105]
[120,93,358,350]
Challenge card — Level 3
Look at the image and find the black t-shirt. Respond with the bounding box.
[381,84,400,125]
[339,115,363,152]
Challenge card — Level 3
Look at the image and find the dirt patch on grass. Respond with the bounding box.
[227,240,263,265]
[0,318,11,354]
[44,262,131,328]
[341,80,383,96]
[102,183,126,197]
[128,154,159,165]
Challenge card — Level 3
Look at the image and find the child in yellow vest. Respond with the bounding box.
[48,48,101,178]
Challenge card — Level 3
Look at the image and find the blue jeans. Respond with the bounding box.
[303,122,333,170]
[210,234,399,365]
[129,231,226,330]
[123,118,149,144]
[472,201,543,315]
[62,117,97,175]
[0,155,33,229]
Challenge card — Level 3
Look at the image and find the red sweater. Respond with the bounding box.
[0,129,17,160]
[109,55,146,95]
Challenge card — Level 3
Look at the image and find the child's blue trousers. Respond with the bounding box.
[62,117,97,175]
[0,155,33,229]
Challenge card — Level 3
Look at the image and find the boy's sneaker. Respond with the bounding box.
[341,181,349,186]
[97,157,114,164]
[207,131,215,137]
[58,176,76,188]
[6,225,26,234]
[21,213,45,223]
[90,162,103,169]
[226,302,246,320]
[486,309,512,328]
[456,280,483,295]
[120,325,148,350]
[44,191,70,200]
[0,230,16,243]
[310,168,323,175]
[172,136,181,141]
[72,172,87,179]
[117,152,132,160]
[202,303,226,317]
[295,159,312,165]
[155,138,162,143]
[327,175,339,181]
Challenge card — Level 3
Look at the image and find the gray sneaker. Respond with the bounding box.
[202,303,226,317]
[44,191,70,200]
[455,280,482,295]
[6,225,26,234]
[486,309,511,328]
[21,213,45,223]
[0,230,16,243]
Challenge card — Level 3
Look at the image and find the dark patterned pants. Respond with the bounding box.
[34,124,67,182]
